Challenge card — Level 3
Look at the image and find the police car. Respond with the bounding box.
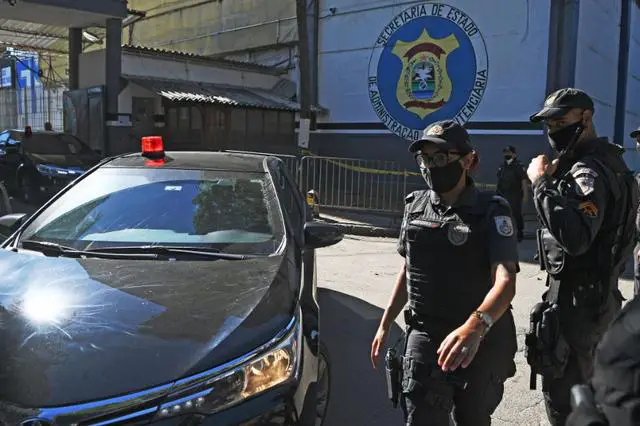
[0,136,342,425]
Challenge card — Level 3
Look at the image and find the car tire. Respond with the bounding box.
[315,341,331,426]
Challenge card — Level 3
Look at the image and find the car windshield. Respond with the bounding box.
[17,167,284,255]
[22,133,95,156]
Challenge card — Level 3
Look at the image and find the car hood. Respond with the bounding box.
[27,153,99,170]
[0,249,296,408]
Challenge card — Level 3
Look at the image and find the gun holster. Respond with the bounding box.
[385,347,401,408]
[524,301,570,390]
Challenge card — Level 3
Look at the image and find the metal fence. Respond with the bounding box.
[297,155,409,213]
[223,150,502,214]
[0,85,66,131]
[224,149,300,178]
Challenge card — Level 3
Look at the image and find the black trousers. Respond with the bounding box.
[541,289,622,425]
[400,329,510,426]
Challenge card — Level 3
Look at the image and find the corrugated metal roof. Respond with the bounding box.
[126,76,301,112]
[0,19,76,55]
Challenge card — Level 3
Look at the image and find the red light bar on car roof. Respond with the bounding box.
[141,136,165,159]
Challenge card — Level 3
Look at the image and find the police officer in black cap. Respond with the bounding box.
[497,145,529,242]
[632,126,640,297]
[370,120,518,426]
[526,88,637,425]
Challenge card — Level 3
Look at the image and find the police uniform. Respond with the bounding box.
[398,121,518,426]
[632,127,640,297]
[497,147,528,241]
[566,295,640,426]
[529,90,637,425]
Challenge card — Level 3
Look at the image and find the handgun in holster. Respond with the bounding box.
[385,347,401,408]
[525,301,570,390]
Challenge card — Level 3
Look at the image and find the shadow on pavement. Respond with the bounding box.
[318,288,404,426]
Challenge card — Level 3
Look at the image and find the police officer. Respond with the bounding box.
[632,127,640,296]
[370,120,518,426]
[497,145,529,242]
[566,295,640,426]
[527,88,637,425]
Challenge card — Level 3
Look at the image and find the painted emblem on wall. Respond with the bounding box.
[368,3,489,141]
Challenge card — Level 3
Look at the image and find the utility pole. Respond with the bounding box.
[296,0,312,151]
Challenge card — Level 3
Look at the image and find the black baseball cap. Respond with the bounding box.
[529,88,595,123]
[408,120,473,154]
[631,127,640,138]
[503,145,516,153]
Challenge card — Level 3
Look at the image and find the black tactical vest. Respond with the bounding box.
[540,141,636,293]
[405,190,495,327]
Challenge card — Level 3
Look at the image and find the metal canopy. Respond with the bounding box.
[126,76,302,112]
[0,0,136,56]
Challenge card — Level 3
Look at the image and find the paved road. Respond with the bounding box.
[316,236,635,426]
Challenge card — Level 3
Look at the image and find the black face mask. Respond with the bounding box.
[548,121,584,153]
[420,161,464,193]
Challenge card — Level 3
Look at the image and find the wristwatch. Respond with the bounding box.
[472,310,494,331]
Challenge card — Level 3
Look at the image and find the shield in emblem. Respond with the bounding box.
[447,223,469,246]
[392,28,460,119]
[411,61,435,100]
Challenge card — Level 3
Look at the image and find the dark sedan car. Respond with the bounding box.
[0,128,102,204]
[0,137,343,425]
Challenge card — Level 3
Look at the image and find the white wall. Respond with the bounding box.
[317,0,550,129]
[79,49,284,91]
[118,83,163,116]
[78,50,106,88]
[120,54,282,90]
[574,0,621,139]
[624,4,640,170]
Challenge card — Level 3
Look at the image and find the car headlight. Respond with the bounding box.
[154,314,301,419]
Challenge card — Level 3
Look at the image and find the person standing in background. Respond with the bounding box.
[497,145,529,242]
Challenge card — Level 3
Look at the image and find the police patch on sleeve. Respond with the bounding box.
[494,216,514,237]
[571,167,598,196]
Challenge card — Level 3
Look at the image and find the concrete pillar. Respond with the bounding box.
[105,18,123,155]
[68,28,82,90]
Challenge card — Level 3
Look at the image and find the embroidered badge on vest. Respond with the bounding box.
[494,215,514,237]
[447,223,470,246]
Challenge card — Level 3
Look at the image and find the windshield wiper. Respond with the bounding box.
[19,240,159,260]
[86,245,249,260]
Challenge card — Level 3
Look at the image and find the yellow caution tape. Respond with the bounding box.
[298,148,497,190]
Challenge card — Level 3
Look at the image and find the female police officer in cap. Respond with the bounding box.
[370,120,519,426]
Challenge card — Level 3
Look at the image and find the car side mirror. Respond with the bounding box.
[304,221,344,249]
[0,213,27,236]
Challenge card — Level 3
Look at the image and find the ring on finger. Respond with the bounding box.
[460,346,469,355]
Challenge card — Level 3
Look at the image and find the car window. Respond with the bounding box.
[0,132,8,146]
[18,167,285,255]
[22,133,93,156]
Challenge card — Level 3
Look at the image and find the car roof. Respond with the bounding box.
[104,151,279,173]
[7,129,69,136]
